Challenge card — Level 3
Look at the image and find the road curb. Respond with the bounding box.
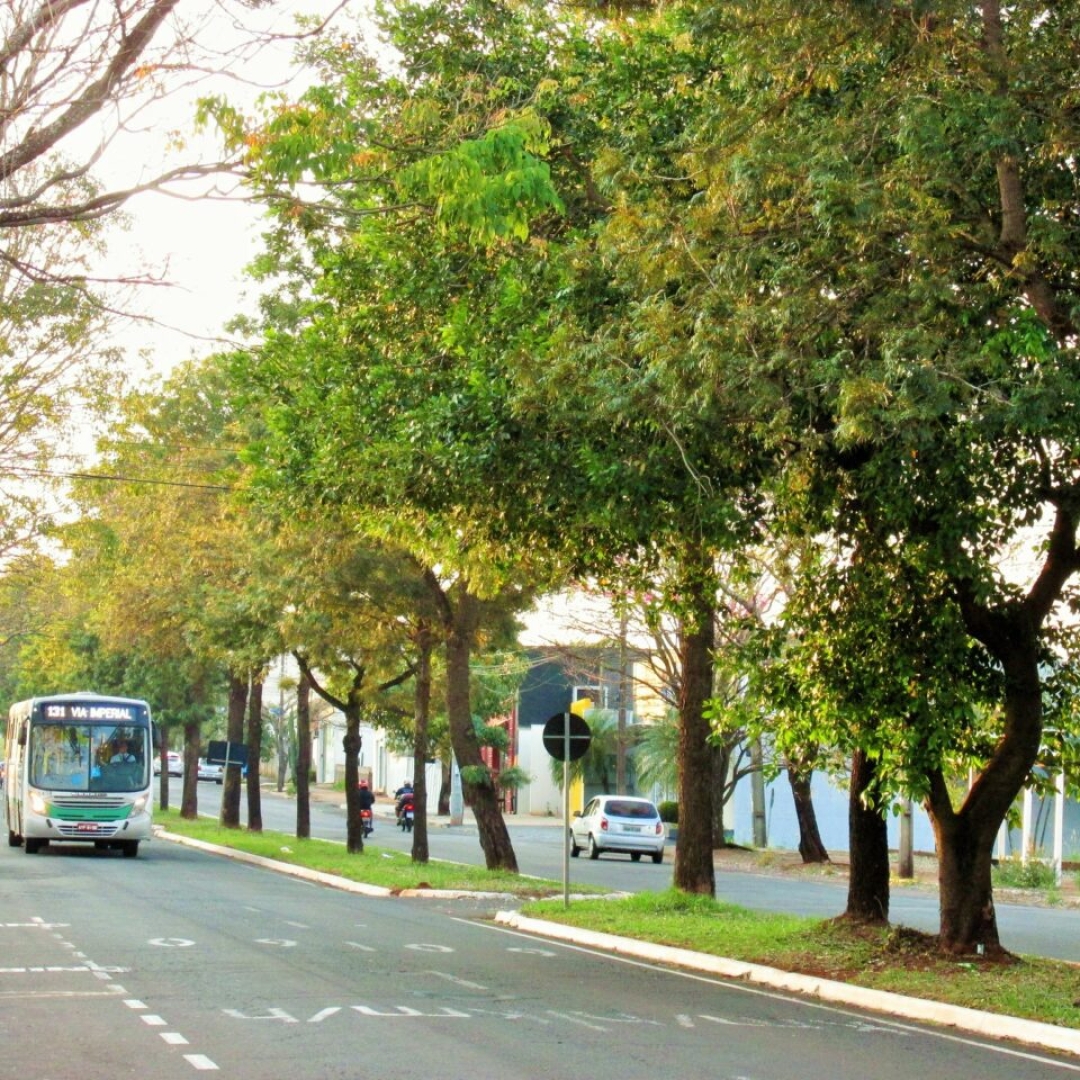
[494,911,1080,1059]
[157,829,394,898]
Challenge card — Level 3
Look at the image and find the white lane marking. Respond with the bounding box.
[256,938,297,947]
[428,970,489,991]
[2,921,70,929]
[404,943,453,953]
[125,999,147,1009]
[184,1054,219,1070]
[161,1033,190,1045]
[507,947,555,956]
[149,937,195,948]
[140,1014,167,1026]
[351,1005,471,1018]
[309,1008,342,1023]
[223,1008,299,1023]
[346,941,375,951]
[545,1010,608,1032]
[284,921,310,929]
[0,972,99,980]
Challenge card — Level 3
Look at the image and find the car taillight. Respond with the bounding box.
[600,816,609,831]
[655,822,663,835]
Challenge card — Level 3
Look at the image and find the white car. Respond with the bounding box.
[570,795,666,864]
[153,751,183,776]
[196,759,224,783]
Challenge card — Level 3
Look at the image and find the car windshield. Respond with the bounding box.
[605,800,657,819]
[30,724,150,793]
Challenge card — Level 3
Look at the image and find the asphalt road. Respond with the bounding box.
[182,780,1080,964]
[2,834,1078,1079]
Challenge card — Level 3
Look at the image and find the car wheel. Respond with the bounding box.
[569,831,580,857]
[631,852,642,862]
[588,835,600,860]
[652,850,664,864]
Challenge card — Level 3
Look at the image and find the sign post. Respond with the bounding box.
[541,712,591,908]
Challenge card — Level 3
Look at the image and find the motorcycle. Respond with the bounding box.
[360,806,374,837]
[397,796,415,833]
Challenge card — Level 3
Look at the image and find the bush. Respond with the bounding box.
[992,856,1057,890]
[657,800,679,824]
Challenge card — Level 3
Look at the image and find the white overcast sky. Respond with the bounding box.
[97,0,367,386]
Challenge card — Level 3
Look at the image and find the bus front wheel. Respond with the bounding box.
[121,841,139,858]
[24,838,44,854]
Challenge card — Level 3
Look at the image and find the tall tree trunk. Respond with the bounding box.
[928,777,1001,955]
[342,702,365,854]
[246,673,264,833]
[846,749,890,923]
[673,556,716,896]
[157,729,172,812]
[410,622,434,864]
[710,742,731,849]
[441,580,518,872]
[943,574,1052,953]
[179,718,200,819]
[295,669,311,840]
[438,760,451,815]
[787,755,829,864]
[221,671,247,829]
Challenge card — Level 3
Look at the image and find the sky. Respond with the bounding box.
[96,0,367,389]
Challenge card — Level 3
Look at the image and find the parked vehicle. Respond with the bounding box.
[153,751,183,777]
[570,795,665,864]
[197,759,223,783]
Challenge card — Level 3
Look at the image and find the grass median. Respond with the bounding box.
[156,808,1080,1030]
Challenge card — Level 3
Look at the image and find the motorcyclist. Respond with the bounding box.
[394,780,414,823]
[358,780,375,835]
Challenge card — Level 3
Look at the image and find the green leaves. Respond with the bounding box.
[398,116,563,244]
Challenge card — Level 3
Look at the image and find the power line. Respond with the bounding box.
[2,466,233,493]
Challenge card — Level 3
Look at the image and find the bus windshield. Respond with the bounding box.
[29,724,150,793]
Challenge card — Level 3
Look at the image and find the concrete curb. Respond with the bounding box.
[494,911,1080,1059]
[157,829,394,898]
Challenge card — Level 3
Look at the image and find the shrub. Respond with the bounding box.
[992,856,1057,890]
[657,800,679,824]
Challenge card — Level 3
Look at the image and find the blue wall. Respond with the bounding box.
[731,770,936,854]
[730,770,1080,860]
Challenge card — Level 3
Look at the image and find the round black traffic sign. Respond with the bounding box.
[542,712,592,762]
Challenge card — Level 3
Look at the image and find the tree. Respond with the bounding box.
[661,0,1080,952]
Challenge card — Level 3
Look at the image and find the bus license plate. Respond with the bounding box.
[77,823,101,832]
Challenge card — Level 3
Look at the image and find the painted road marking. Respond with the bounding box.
[184,1054,220,1070]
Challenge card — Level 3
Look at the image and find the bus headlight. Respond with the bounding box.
[29,791,48,815]
[132,794,148,815]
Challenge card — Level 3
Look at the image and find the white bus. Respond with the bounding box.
[4,692,155,857]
